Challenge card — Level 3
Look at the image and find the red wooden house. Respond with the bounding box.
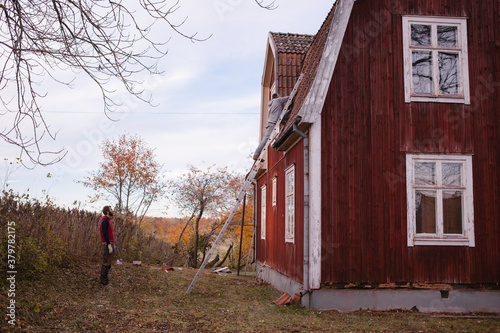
[254,0,500,312]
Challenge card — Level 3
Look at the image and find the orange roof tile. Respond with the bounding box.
[270,33,314,97]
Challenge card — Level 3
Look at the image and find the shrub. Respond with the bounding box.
[17,237,49,279]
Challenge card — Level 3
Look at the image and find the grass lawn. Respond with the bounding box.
[3,262,500,332]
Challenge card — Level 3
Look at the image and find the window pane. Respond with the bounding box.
[415,162,436,185]
[443,191,463,234]
[412,51,433,94]
[439,52,459,94]
[437,25,458,47]
[416,190,436,233]
[442,163,462,186]
[286,171,294,195]
[411,24,431,46]
[272,178,277,206]
[286,196,294,236]
[261,187,266,213]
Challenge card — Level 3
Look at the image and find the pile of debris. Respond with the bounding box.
[161,264,183,272]
[273,292,301,306]
[210,266,232,275]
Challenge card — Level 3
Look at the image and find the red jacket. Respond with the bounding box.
[100,215,115,244]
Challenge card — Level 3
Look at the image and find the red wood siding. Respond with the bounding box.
[256,141,304,283]
[321,0,500,285]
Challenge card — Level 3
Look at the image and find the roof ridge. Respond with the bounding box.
[270,31,315,37]
[269,32,315,55]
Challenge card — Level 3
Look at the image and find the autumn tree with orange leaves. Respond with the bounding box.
[82,134,165,224]
[169,165,243,268]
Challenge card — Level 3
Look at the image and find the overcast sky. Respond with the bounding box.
[0,1,335,217]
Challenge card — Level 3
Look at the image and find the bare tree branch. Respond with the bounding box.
[254,0,278,10]
[0,0,208,166]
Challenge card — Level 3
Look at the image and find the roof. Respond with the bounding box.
[283,4,336,128]
[270,32,315,54]
[269,33,314,96]
[272,2,343,150]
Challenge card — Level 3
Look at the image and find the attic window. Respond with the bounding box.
[271,81,277,96]
[402,16,470,104]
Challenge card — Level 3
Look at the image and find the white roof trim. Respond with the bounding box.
[262,33,277,87]
[298,0,355,124]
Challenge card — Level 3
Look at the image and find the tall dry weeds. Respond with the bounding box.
[0,190,173,282]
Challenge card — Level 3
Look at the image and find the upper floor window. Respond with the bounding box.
[261,185,267,240]
[285,165,295,243]
[402,16,470,104]
[272,177,277,207]
[406,154,475,247]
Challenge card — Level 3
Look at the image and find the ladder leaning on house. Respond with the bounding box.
[186,74,303,294]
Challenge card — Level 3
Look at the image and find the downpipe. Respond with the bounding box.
[292,123,310,299]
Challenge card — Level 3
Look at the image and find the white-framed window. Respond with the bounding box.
[272,177,277,207]
[402,16,470,104]
[260,185,266,240]
[285,165,295,243]
[406,154,474,247]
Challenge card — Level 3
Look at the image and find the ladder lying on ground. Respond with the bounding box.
[186,74,303,294]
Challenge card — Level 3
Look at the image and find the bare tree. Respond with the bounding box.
[0,1,276,166]
[169,165,240,268]
[0,0,203,166]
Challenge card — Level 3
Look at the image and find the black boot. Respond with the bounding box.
[100,264,110,285]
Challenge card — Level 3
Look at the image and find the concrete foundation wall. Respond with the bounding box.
[256,263,303,298]
[257,264,500,313]
[311,289,500,313]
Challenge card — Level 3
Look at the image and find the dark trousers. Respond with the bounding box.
[253,122,276,159]
[100,243,114,285]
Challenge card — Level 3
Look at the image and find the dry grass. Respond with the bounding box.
[3,261,500,332]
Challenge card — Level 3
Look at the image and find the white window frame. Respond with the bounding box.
[271,81,277,96]
[260,185,266,240]
[406,154,474,247]
[272,177,277,207]
[285,165,295,243]
[402,16,470,104]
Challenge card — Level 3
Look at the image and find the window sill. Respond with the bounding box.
[406,95,468,104]
[410,237,473,247]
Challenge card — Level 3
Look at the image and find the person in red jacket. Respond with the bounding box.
[99,205,115,285]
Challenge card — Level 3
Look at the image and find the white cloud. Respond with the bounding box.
[1,1,336,216]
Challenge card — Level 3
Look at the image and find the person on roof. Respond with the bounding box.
[253,93,289,160]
